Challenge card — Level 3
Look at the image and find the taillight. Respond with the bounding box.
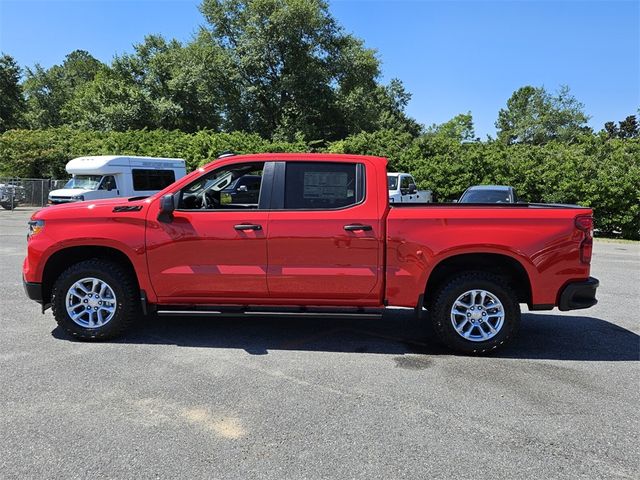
[575,215,593,264]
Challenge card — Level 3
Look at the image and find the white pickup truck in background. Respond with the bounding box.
[48,156,187,204]
[387,172,433,203]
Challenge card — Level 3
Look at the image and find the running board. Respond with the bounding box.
[156,308,383,320]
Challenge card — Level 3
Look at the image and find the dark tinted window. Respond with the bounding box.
[132,169,176,191]
[400,176,411,189]
[460,190,512,203]
[284,162,363,209]
[387,176,398,189]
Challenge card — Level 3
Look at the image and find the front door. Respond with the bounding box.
[145,162,270,301]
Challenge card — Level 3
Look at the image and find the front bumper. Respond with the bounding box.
[23,277,43,304]
[558,277,599,311]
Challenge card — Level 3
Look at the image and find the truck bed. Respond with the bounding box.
[384,202,592,308]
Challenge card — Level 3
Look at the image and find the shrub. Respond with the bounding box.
[1,128,637,239]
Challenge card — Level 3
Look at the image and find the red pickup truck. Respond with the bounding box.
[23,153,598,353]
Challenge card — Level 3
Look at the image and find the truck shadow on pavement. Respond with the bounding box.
[52,311,640,361]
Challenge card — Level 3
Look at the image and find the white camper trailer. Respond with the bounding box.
[48,156,186,204]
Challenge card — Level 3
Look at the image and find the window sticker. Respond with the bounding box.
[303,172,349,199]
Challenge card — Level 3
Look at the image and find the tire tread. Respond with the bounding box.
[51,258,138,340]
[430,271,520,355]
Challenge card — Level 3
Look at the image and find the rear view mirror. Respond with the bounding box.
[158,194,175,222]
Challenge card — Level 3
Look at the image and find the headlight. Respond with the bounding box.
[27,220,45,239]
[72,195,85,201]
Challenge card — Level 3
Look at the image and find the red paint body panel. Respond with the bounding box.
[24,153,593,312]
[24,197,156,301]
[266,156,386,304]
[145,209,270,299]
[385,206,591,307]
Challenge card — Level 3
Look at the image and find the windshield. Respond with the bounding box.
[387,176,398,190]
[460,190,511,203]
[64,175,103,190]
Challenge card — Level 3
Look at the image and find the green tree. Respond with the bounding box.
[199,0,418,140]
[0,54,26,132]
[601,115,639,139]
[425,112,476,142]
[496,85,590,145]
[107,34,230,132]
[603,121,619,139]
[23,50,103,128]
[63,69,155,131]
[618,115,638,139]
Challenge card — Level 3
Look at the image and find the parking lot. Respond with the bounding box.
[1,207,638,479]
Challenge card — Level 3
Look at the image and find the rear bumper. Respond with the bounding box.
[558,277,599,311]
[23,277,43,304]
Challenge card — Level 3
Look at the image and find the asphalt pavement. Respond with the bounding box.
[1,207,638,479]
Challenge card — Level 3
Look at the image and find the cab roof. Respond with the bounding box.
[199,152,388,174]
[215,152,388,163]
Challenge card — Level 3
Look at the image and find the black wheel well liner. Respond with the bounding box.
[41,246,140,305]
[423,253,532,309]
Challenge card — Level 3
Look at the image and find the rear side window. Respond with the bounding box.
[132,169,176,191]
[284,162,364,210]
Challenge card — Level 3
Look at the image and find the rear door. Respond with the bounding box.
[266,160,383,303]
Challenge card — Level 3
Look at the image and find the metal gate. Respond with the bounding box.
[0,178,67,210]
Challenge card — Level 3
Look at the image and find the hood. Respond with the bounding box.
[48,188,93,198]
[34,196,151,220]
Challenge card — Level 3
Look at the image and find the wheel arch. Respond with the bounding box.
[41,245,140,305]
[423,252,532,309]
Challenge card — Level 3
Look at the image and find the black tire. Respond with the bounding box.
[430,272,520,354]
[51,258,139,340]
[1,203,14,210]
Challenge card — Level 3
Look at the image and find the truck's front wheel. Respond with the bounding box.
[51,259,138,340]
[431,272,520,354]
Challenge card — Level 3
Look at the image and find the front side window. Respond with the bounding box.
[400,176,411,189]
[179,163,264,210]
[283,162,363,210]
[99,175,117,191]
[132,169,176,191]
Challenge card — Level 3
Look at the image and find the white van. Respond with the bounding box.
[388,172,433,203]
[48,156,187,204]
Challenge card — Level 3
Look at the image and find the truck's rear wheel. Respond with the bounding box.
[430,272,520,354]
[51,259,138,340]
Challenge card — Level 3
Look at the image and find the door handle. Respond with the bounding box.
[234,223,262,231]
[343,224,372,232]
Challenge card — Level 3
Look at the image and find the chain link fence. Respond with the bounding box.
[0,178,67,210]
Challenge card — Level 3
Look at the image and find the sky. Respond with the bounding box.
[0,0,638,137]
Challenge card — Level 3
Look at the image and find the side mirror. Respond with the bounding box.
[408,183,417,194]
[158,194,175,223]
[452,199,458,203]
[237,185,248,192]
